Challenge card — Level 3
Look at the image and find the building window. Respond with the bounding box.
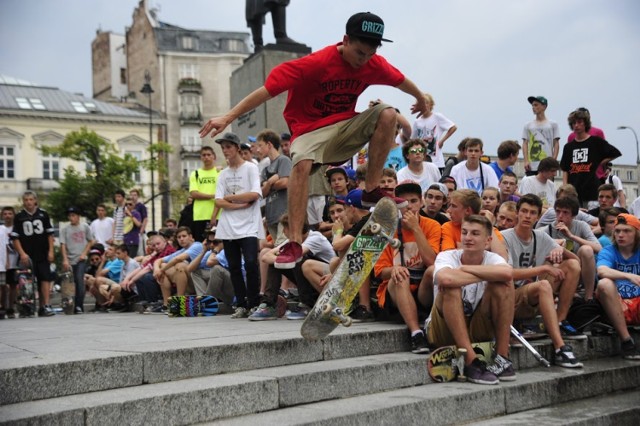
[126,151,142,183]
[180,94,201,119]
[182,159,200,179]
[71,101,89,113]
[179,64,199,80]
[0,146,15,179]
[15,97,46,110]
[42,154,59,180]
[181,128,202,152]
[627,170,634,181]
[181,36,198,50]
[120,68,127,84]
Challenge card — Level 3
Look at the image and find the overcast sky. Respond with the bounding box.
[1,0,639,165]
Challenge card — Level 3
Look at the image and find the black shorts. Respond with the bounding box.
[5,269,18,285]
[32,260,53,283]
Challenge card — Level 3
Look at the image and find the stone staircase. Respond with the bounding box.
[0,317,639,425]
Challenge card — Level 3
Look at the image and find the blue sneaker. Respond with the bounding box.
[248,303,277,321]
[559,320,587,341]
[286,304,310,320]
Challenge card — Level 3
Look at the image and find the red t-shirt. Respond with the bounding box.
[264,43,405,141]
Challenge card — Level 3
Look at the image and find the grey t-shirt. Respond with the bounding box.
[60,223,93,265]
[536,208,597,228]
[501,228,559,288]
[544,219,599,254]
[262,154,292,225]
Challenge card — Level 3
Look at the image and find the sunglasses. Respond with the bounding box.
[207,239,220,244]
[409,148,425,154]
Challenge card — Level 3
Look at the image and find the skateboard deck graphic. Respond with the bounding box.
[59,272,75,315]
[168,295,219,317]
[301,197,398,341]
[16,266,37,317]
[428,341,495,383]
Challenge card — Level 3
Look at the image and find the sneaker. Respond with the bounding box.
[6,308,15,319]
[147,304,168,315]
[74,306,83,314]
[621,338,640,360]
[39,305,55,317]
[286,303,310,320]
[361,187,408,209]
[274,242,303,269]
[410,331,430,354]
[487,354,516,381]
[554,345,584,368]
[248,303,277,321]
[559,320,587,340]
[350,305,375,323]
[465,358,499,385]
[231,306,249,319]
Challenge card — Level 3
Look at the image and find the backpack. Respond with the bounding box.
[566,297,607,331]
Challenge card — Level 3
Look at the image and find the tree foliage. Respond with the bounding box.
[40,127,138,222]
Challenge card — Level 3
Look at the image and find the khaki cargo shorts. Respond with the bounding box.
[290,103,392,167]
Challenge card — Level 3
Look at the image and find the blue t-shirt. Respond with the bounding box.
[385,146,407,171]
[489,162,512,181]
[596,244,640,299]
[162,242,204,263]
[103,258,124,283]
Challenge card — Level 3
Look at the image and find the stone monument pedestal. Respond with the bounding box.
[230,43,311,141]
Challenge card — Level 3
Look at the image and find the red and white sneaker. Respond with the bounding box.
[275,241,303,269]
[361,187,408,209]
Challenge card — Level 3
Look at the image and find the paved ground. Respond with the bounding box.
[0,308,407,369]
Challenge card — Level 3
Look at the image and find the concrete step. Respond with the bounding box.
[0,352,429,425]
[0,318,409,405]
[0,314,635,406]
[211,358,640,426]
[471,389,640,425]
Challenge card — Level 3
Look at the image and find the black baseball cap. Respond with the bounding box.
[67,206,81,215]
[215,132,241,147]
[346,12,393,43]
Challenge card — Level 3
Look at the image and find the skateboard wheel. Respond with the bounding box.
[369,223,381,234]
[341,316,352,327]
[458,348,468,355]
[390,238,401,249]
[322,304,333,315]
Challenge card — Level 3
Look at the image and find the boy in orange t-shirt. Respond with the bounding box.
[374,180,441,354]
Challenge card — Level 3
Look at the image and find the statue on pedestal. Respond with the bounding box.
[246,0,304,52]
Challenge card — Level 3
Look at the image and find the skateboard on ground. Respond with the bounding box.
[168,295,219,317]
[301,197,399,341]
[514,315,548,340]
[16,265,38,317]
[59,272,75,315]
[427,341,495,383]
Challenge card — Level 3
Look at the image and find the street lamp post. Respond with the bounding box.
[140,70,156,230]
[617,125,640,165]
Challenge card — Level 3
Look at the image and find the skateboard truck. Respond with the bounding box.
[322,304,353,327]
[369,222,401,248]
[456,348,467,382]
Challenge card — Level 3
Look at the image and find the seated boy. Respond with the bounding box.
[373,180,441,354]
[595,213,640,360]
[501,194,585,367]
[427,215,514,384]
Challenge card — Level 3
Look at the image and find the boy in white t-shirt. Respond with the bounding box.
[410,93,457,171]
[426,215,514,385]
[214,132,264,319]
[449,138,499,196]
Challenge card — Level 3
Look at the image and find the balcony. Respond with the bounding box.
[178,78,202,94]
[179,105,202,125]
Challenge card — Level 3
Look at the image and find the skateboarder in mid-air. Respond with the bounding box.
[200,11,429,270]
